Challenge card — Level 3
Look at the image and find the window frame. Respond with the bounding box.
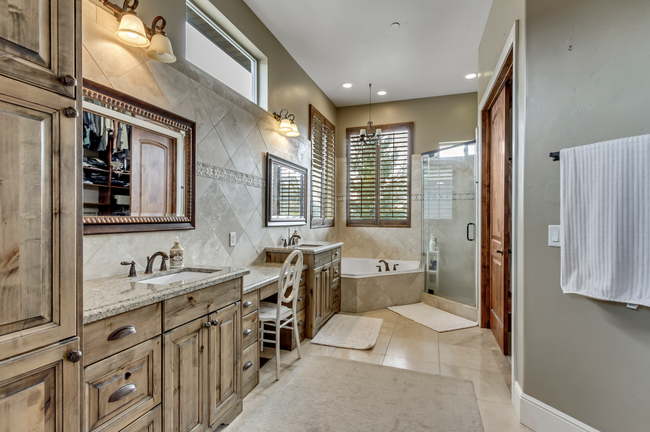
[346,122,413,228]
[186,1,258,103]
[309,105,336,229]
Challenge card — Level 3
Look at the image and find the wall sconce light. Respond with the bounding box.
[272,109,300,137]
[101,0,177,63]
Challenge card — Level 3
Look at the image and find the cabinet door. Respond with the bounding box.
[322,263,332,319]
[0,77,78,361]
[208,302,240,426]
[122,406,162,432]
[163,316,209,432]
[0,0,77,97]
[0,338,80,432]
[311,269,324,330]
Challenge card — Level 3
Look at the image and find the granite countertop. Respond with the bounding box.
[243,262,310,294]
[83,266,249,324]
[264,241,343,255]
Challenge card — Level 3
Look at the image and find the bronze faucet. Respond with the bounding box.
[289,230,301,246]
[378,260,390,271]
[121,261,137,277]
[145,252,169,274]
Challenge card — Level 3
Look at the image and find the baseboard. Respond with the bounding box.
[513,381,600,432]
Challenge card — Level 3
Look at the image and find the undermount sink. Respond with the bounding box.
[140,270,220,285]
[294,244,322,248]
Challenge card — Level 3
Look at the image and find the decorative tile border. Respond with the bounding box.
[197,161,264,188]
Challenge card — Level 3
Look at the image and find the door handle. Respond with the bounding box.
[495,249,503,254]
[467,223,476,241]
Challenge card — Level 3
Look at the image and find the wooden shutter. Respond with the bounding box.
[310,105,335,228]
[347,122,412,227]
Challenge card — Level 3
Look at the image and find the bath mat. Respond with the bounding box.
[388,302,477,332]
[311,314,382,350]
[237,355,483,432]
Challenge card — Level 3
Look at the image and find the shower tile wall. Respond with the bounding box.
[82,2,335,280]
[336,155,422,261]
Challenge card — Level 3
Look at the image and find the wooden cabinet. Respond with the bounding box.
[0,0,77,97]
[121,406,162,432]
[0,338,80,432]
[312,263,332,330]
[0,78,79,361]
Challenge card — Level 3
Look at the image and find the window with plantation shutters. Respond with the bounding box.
[346,122,413,227]
[310,105,336,228]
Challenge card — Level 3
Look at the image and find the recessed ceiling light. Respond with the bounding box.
[465,73,477,79]
[377,91,387,96]
[391,22,400,28]
[342,83,353,88]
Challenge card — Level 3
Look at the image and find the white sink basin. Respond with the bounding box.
[140,270,219,285]
[295,244,322,248]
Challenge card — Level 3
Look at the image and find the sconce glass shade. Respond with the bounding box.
[115,13,150,47]
[286,123,300,137]
[279,118,292,131]
[146,32,176,63]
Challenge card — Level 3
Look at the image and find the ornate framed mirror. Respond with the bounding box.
[265,153,308,226]
[82,80,196,234]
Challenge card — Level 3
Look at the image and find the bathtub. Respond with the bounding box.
[340,257,424,313]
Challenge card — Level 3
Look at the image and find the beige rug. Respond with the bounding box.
[237,355,484,432]
[388,302,477,332]
[311,314,382,349]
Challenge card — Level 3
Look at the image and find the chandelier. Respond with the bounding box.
[359,83,382,145]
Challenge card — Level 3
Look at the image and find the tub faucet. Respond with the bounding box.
[393,264,399,271]
[145,251,169,274]
[379,260,389,271]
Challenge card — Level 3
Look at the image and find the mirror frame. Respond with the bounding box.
[265,153,308,227]
[82,79,196,235]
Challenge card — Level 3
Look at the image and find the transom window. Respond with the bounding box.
[186,1,257,102]
[346,122,413,227]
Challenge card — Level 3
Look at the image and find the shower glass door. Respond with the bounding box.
[421,142,477,306]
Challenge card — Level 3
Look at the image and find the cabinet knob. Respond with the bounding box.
[300,278,304,283]
[211,319,219,326]
[67,350,83,363]
[298,296,303,302]
[60,75,77,87]
[243,361,253,371]
[298,320,303,326]
[335,251,339,256]
[334,270,339,275]
[243,301,253,308]
[203,321,211,328]
[63,107,79,118]
[243,328,253,337]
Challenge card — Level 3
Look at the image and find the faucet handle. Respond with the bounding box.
[121,261,137,277]
[160,256,168,272]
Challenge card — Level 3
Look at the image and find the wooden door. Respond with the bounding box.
[0,338,80,432]
[0,0,77,97]
[163,316,209,432]
[0,78,78,361]
[130,128,176,217]
[208,303,240,426]
[488,83,511,354]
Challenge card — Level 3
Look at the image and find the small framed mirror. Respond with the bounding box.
[82,80,196,234]
[265,153,308,226]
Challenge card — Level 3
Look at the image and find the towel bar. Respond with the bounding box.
[550,152,560,161]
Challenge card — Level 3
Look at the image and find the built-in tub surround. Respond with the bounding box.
[81,3,335,281]
[340,258,424,313]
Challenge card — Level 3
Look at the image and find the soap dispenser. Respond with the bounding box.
[170,237,184,268]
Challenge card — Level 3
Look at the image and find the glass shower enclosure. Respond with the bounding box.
[421,141,477,306]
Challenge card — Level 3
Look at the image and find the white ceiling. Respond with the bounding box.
[243,0,493,107]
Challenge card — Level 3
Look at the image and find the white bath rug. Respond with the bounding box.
[388,302,477,332]
[311,314,383,350]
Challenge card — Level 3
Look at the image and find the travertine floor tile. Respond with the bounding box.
[330,348,385,364]
[382,355,441,375]
[440,365,512,405]
[478,400,531,432]
[385,337,439,362]
[439,344,501,372]
[391,320,440,343]
[439,327,494,350]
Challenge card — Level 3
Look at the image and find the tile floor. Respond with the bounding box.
[217,308,533,432]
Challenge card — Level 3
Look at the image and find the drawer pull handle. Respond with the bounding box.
[109,384,137,403]
[300,277,304,283]
[243,301,253,308]
[334,270,339,275]
[335,251,339,256]
[298,296,303,302]
[243,361,253,371]
[108,325,137,341]
[243,328,253,337]
[298,320,303,326]
[211,320,219,326]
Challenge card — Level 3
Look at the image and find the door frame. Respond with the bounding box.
[477,20,521,402]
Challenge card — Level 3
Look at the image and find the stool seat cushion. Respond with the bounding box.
[259,301,293,321]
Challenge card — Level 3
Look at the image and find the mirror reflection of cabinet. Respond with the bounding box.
[82,80,195,234]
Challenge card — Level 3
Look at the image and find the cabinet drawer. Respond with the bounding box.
[84,338,162,432]
[299,269,307,287]
[282,285,306,312]
[120,405,161,432]
[242,342,259,384]
[242,290,259,313]
[331,259,341,285]
[314,251,331,268]
[84,304,161,366]
[331,247,341,261]
[242,310,259,349]
[163,279,241,331]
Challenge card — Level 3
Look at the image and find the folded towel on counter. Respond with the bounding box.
[560,134,650,307]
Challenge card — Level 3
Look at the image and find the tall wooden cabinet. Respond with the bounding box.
[0,1,81,431]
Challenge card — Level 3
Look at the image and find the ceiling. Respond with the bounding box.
[243,0,493,107]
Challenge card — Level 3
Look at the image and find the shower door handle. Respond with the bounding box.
[467,223,476,241]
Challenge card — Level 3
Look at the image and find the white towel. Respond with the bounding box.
[560,134,650,307]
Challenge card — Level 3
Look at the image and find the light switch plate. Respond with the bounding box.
[229,232,236,247]
[548,225,561,247]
